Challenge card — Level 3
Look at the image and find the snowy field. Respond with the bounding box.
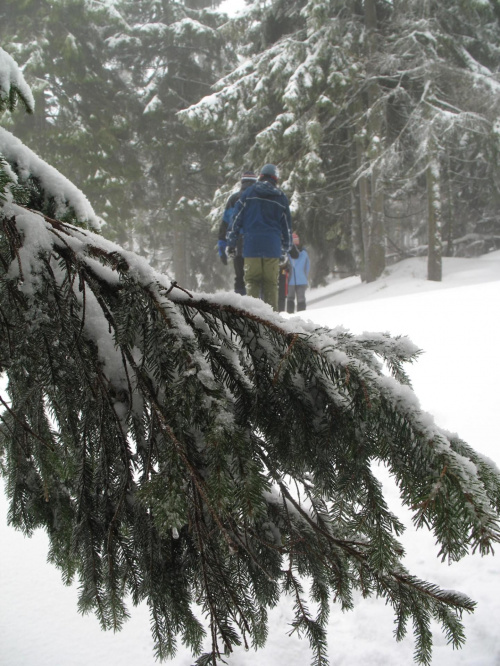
[1,251,499,666]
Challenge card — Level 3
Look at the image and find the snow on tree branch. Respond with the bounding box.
[0,47,35,114]
[0,130,103,229]
[1,200,500,665]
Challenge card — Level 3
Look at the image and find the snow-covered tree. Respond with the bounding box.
[1,0,235,291]
[3,45,500,666]
[375,0,500,279]
[181,0,500,283]
[0,0,144,240]
[107,0,233,289]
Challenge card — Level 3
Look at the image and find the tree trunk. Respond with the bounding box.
[358,144,371,278]
[445,155,454,256]
[366,162,386,282]
[364,0,378,35]
[353,97,386,284]
[168,171,188,287]
[422,0,431,19]
[350,126,366,281]
[427,152,443,281]
[352,97,371,281]
[364,0,386,283]
[172,225,189,287]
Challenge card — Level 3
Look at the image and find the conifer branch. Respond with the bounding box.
[1,207,499,665]
[0,394,54,451]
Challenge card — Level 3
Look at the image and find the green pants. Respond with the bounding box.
[244,257,280,311]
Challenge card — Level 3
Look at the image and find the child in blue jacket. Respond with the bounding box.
[287,232,310,313]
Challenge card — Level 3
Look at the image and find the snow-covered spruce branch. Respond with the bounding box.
[1,206,500,665]
[0,47,35,115]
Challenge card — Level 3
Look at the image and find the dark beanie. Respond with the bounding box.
[259,164,279,182]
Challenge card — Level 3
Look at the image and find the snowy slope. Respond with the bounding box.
[1,252,499,666]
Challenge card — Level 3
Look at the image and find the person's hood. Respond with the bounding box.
[252,180,283,198]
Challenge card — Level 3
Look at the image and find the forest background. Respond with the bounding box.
[2,0,500,291]
[2,2,500,664]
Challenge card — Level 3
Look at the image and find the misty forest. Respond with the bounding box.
[1,1,500,665]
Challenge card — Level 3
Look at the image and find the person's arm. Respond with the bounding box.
[304,250,310,279]
[219,193,239,260]
[217,235,228,264]
[227,197,245,248]
[218,218,228,241]
[217,212,229,264]
[280,199,293,253]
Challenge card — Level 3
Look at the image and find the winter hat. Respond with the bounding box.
[292,232,300,245]
[259,163,279,182]
[241,170,257,183]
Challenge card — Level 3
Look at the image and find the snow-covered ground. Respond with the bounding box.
[1,251,499,665]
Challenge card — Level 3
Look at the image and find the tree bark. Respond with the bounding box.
[173,225,189,287]
[352,95,371,281]
[350,125,366,281]
[427,152,443,281]
[364,0,386,283]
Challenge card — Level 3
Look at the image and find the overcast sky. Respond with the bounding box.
[218,0,248,16]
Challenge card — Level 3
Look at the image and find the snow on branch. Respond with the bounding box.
[0,47,35,114]
[0,129,103,230]
[1,202,500,664]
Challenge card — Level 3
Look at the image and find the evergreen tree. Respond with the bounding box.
[374,0,500,278]
[2,49,500,666]
[1,0,233,291]
[0,0,144,242]
[181,0,500,283]
[108,0,233,289]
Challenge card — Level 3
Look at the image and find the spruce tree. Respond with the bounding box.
[1,0,239,291]
[2,46,500,666]
[0,0,144,243]
[108,0,232,289]
[181,0,500,283]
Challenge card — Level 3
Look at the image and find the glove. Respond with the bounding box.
[226,246,237,259]
[279,254,288,267]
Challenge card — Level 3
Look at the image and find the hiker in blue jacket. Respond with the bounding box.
[217,170,257,295]
[287,232,310,313]
[226,164,293,311]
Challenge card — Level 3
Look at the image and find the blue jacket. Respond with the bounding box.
[288,248,310,286]
[227,179,293,258]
